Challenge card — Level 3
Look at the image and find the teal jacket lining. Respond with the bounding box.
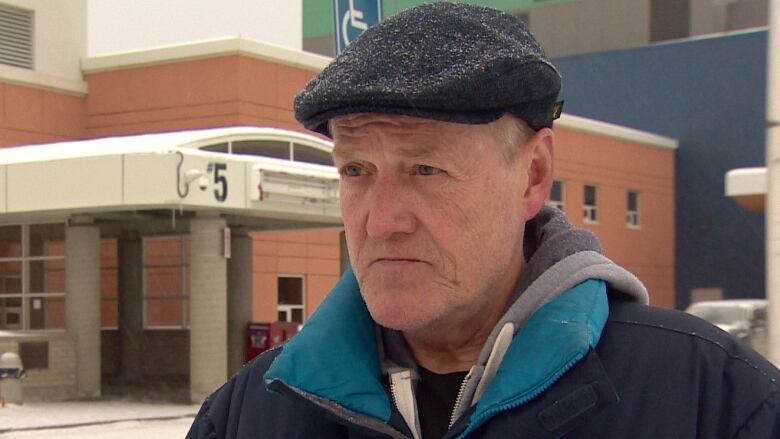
[263,268,609,429]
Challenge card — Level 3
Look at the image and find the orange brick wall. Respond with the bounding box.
[0,51,675,326]
[84,56,319,138]
[251,229,342,322]
[554,127,676,307]
[0,82,85,147]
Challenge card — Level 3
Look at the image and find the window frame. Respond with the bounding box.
[547,179,565,211]
[0,223,66,331]
[627,190,641,229]
[277,274,306,324]
[198,139,333,166]
[583,184,599,224]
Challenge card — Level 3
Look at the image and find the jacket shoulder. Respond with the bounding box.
[606,299,775,369]
[186,347,351,439]
[595,299,780,438]
[186,347,283,439]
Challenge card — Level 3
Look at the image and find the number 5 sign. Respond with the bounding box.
[333,0,383,55]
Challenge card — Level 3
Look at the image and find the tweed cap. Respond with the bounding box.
[294,2,562,137]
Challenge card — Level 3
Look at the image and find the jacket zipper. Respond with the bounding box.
[448,369,472,428]
[389,369,421,439]
[454,351,587,439]
[449,323,514,429]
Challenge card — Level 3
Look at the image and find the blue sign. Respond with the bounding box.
[333,0,383,55]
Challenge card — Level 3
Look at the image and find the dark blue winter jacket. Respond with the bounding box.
[187,209,780,438]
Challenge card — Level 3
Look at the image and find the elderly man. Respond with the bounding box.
[188,3,780,438]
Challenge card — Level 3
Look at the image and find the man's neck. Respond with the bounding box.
[403,334,484,373]
[402,291,514,373]
[400,251,526,374]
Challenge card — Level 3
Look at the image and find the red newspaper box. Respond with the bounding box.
[268,321,301,348]
[245,322,270,363]
[245,321,302,363]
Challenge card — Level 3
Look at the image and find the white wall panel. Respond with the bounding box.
[6,156,122,211]
[88,0,302,55]
[123,153,246,209]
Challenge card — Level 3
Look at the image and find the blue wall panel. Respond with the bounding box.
[552,30,767,307]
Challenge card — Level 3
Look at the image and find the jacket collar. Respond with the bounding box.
[263,269,610,431]
[264,269,392,422]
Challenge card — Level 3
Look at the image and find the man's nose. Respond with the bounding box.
[365,176,416,240]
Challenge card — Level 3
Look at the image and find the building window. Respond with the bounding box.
[0,3,34,70]
[0,224,65,330]
[627,190,641,229]
[547,180,565,210]
[292,143,333,166]
[201,140,332,166]
[277,276,305,324]
[143,235,190,329]
[583,184,598,224]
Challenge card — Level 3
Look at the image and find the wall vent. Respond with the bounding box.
[0,3,34,69]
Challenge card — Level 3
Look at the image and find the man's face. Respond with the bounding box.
[332,114,539,334]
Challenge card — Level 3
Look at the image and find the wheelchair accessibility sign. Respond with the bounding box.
[333,0,383,54]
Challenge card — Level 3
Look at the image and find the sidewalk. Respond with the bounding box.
[0,400,200,433]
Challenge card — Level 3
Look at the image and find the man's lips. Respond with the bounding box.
[370,257,427,266]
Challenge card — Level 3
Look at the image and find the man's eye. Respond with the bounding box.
[415,165,442,176]
[341,165,364,177]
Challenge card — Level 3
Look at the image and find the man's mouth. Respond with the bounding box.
[372,257,425,266]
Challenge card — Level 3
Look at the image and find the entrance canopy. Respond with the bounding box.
[0,127,342,228]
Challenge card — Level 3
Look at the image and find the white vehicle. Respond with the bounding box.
[685,299,767,342]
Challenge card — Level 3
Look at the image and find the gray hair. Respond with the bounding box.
[490,114,536,165]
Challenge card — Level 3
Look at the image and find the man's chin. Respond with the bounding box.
[365,299,442,333]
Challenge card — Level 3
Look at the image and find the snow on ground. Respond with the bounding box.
[0,417,195,438]
[0,400,199,432]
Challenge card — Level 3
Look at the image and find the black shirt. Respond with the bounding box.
[416,366,468,439]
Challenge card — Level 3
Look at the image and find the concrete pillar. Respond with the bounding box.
[65,222,101,398]
[118,231,143,382]
[189,216,228,403]
[227,229,253,375]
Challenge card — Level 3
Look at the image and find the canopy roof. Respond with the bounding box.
[0,127,342,227]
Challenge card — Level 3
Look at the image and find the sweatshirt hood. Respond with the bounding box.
[383,206,648,366]
[381,206,648,422]
[264,207,648,436]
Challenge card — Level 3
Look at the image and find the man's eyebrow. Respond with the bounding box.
[331,144,353,160]
[332,142,442,161]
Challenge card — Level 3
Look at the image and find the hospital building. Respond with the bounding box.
[0,1,675,403]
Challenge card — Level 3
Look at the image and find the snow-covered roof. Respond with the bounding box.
[0,127,341,224]
[0,126,332,164]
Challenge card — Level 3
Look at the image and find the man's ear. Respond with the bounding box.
[520,128,555,220]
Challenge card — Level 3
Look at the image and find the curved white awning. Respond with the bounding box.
[0,127,342,225]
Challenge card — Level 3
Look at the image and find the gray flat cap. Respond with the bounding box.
[294,2,562,137]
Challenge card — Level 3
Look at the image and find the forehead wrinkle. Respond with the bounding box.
[332,115,487,161]
[333,113,444,131]
[334,131,456,163]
